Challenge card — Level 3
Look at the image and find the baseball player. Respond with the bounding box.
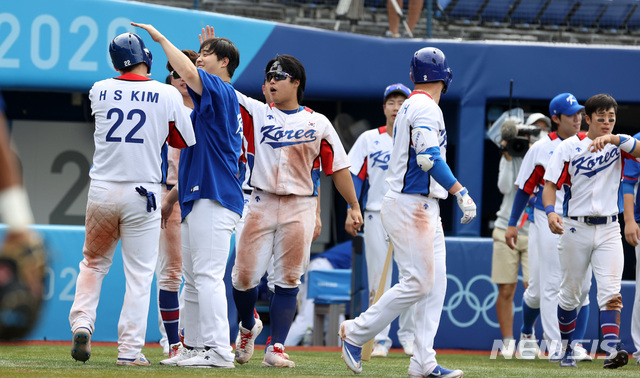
[0,91,46,340]
[505,93,592,361]
[68,32,195,366]
[340,47,476,378]
[345,83,416,357]
[134,23,244,369]
[543,93,636,369]
[229,51,363,368]
[620,131,640,367]
[155,49,198,359]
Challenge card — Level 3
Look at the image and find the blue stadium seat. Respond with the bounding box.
[481,0,518,25]
[308,269,351,346]
[539,0,579,28]
[568,0,609,30]
[510,0,549,25]
[598,0,639,30]
[446,0,485,23]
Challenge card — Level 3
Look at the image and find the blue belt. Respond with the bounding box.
[569,215,617,225]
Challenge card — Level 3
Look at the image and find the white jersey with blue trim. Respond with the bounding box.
[236,91,350,196]
[386,91,448,199]
[544,133,636,216]
[89,73,195,183]
[348,126,392,211]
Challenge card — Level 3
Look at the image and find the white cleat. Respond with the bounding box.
[160,345,199,366]
[262,343,295,367]
[573,344,593,362]
[116,353,151,366]
[371,341,390,357]
[177,347,235,368]
[234,318,263,364]
[518,333,539,360]
[401,339,414,356]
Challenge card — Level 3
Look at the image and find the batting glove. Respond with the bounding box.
[454,187,476,224]
[135,186,157,213]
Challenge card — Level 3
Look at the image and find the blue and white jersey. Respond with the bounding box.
[622,131,640,222]
[179,69,244,219]
[386,91,448,199]
[348,126,392,211]
[544,133,637,217]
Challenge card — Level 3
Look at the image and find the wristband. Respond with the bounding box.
[545,205,555,216]
[618,134,636,153]
[0,186,34,230]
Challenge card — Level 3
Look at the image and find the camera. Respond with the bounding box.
[500,120,540,157]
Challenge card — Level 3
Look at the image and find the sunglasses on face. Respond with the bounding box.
[265,71,292,82]
[171,70,180,79]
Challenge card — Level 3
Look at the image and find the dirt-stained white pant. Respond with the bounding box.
[364,210,416,346]
[69,180,161,359]
[181,199,239,359]
[232,190,316,291]
[557,218,623,311]
[522,209,591,353]
[342,192,446,376]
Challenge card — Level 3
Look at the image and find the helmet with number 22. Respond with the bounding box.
[109,33,153,74]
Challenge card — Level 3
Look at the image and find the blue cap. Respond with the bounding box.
[383,83,411,102]
[549,93,584,116]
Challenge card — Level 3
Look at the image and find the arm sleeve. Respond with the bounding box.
[508,189,530,227]
[424,146,457,190]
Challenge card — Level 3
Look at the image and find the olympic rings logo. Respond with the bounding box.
[442,273,524,328]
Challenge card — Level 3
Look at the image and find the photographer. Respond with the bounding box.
[491,118,536,356]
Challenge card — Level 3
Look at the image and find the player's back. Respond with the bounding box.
[89,74,188,184]
[387,92,447,199]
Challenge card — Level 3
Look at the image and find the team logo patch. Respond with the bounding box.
[255,196,261,202]
[267,115,274,120]
[369,150,390,171]
[424,203,429,210]
[308,122,316,128]
[260,125,317,148]
[570,227,576,233]
[368,214,373,220]
[572,148,619,177]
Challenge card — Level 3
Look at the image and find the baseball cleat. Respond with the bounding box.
[371,340,390,357]
[234,316,263,364]
[559,346,577,368]
[603,349,628,369]
[116,353,151,366]
[426,365,464,377]
[573,343,593,362]
[177,347,235,368]
[400,339,414,356]
[518,333,539,360]
[71,328,91,362]
[262,343,295,367]
[160,346,199,366]
[339,321,362,374]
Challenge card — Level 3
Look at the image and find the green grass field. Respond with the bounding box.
[0,344,638,377]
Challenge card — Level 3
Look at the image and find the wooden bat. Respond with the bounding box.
[361,241,394,361]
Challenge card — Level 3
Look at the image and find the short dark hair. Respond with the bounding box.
[265,55,306,104]
[585,93,618,117]
[200,38,240,78]
[165,74,172,85]
[166,49,198,73]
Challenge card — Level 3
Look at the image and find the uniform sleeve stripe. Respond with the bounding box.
[356,157,367,180]
[522,165,546,195]
[556,161,571,186]
[240,105,255,155]
[320,139,335,175]
[167,121,189,149]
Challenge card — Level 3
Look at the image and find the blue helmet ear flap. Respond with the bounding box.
[409,47,452,94]
[109,33,152,73]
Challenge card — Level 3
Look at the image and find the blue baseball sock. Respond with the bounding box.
[269,285,299,346]
[520,301,540,335]
[233,287,258,330]
[600,309,621,353]
[573,303,590,343]
[158,289,180,345]
[558,306,578,345]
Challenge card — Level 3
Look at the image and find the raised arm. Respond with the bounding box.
[132,22,203,95]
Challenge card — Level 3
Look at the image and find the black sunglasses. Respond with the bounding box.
[265,71,292,82]
[171,70,180,79]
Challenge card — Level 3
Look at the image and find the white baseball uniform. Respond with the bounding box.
[69,73,195,360]
[514,131,591,352]
[232,92,350,290]
[341,91,453,376]
[348,126,415,347]
[544,134,631,311]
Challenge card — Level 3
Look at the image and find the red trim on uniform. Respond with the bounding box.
[601,325,620,336]
[303,106,313,113]
[577,132,588,140]
[356,157,368,181]
[319,139,335,175]
[622,150,635,161]
[378,126,387,134]
[409,90,433,100]
[167,122,188,149]
[556,161,572,187]
[548,131,559,140]
[160,310,180,321]
[559,320,577,333]
[240,105,255,157]
[115,73,151,81]
[523,165,546,195]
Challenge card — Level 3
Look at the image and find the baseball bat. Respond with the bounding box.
[389,0,414,38]
[361,241,394,361]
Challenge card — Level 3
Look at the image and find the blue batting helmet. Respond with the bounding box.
[109,33,152,73]
[410,47,452,94]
